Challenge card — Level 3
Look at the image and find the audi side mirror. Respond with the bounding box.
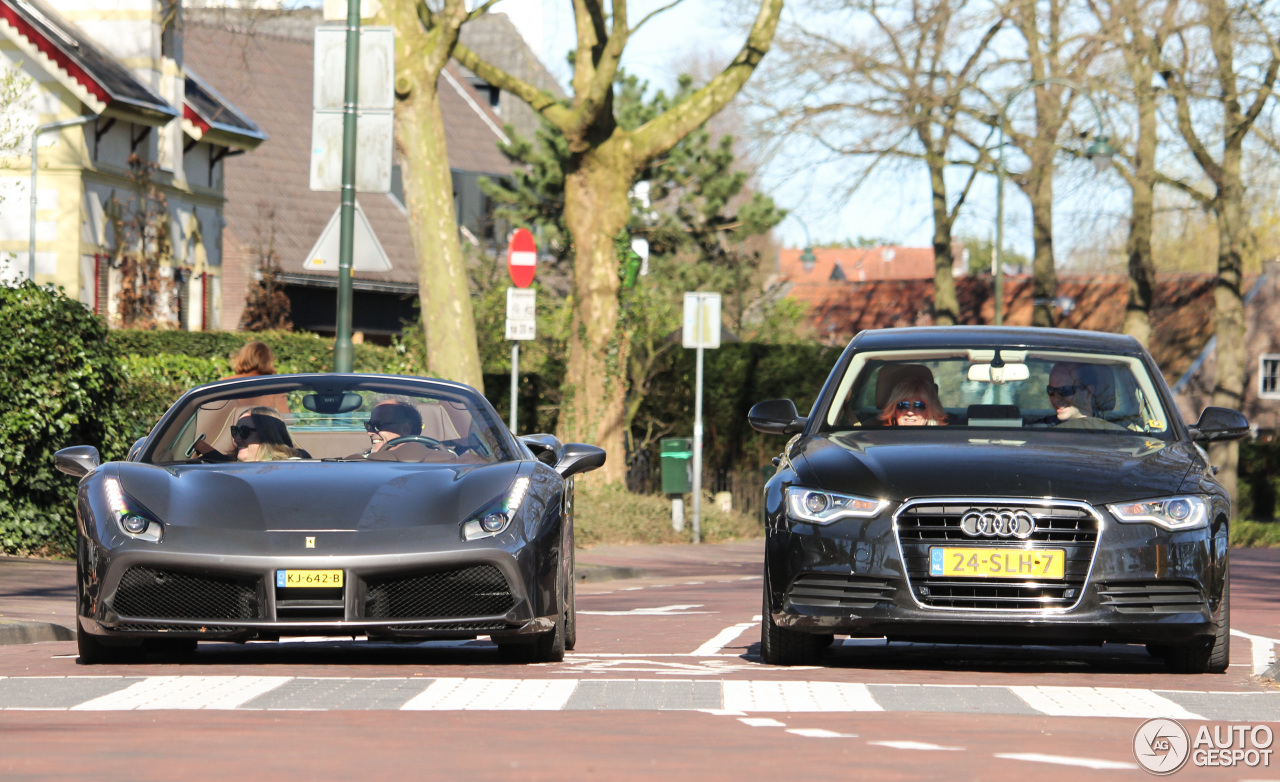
[749,399,807,436]
[1189,407,1249,442]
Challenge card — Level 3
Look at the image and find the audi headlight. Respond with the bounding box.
[102,477,163,542]
[1107,496,1208,531]
[785,486,886,524]
[462,476,530,541]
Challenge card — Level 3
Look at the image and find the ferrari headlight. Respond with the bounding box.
[785,486,886,524]
[102,477,163,542]
[1107,496,1208,531]
[462,476,530,541]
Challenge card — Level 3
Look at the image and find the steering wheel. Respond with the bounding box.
[384,435,452,453]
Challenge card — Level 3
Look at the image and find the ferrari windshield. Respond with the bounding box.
[822,348,1175,439]
[143,377,516,465]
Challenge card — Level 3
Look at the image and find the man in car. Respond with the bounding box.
[1046,362,1098,423]
[348,400,449,462]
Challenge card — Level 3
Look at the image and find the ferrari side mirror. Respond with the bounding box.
[55,445,100,478]
[556,443,606,478]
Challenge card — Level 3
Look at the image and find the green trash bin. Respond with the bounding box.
[659,438,693,495]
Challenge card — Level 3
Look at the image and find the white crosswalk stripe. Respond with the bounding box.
[1007,685,1205,720]
[722,680,883,712]
[400,678,577,711]
[70,676,290,711]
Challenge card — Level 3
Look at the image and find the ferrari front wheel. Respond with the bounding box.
[76,618,140,665]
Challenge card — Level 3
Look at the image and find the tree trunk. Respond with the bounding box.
[1122,83,1157,347]
[928,154,957,326]
[559,145,633,484]
[395,80,484,391]
[1027,156,1057,328]
[1209,150,1247,502]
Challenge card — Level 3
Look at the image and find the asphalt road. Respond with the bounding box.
[1,546,1277,781]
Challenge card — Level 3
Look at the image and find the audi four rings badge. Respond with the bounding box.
[960,509,1036,539]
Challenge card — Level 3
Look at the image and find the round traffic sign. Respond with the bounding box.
[507,228,537,288]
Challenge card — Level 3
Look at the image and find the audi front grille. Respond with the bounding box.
[786,574,896,610]
[895,499,1099,610]
[1097,580,1205,613]
[112,566,262,621]
[364,565,516,620]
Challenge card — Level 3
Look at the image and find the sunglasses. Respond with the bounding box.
[896,400,928,411]
[1046,384,1082,398]
[364,420,395,433]
[230,424,256,439]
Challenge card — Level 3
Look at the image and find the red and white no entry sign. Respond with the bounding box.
[507,228,537,288]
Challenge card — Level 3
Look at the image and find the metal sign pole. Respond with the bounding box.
[510,342,519,433]
[692,296,704,545]
[333,0,361,373]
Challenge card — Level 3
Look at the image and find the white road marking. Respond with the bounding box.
[1231,629,1279,676]
[1008,686,1205,720]
[700,709,746,716]
[70,676,290,711]
[691,622,758,656]
[579,604,714,616]
[400,678,576,710]
[786,728,857,738]
[739,717,787,727]
[723,681,884,712]
[868,741,963,751]
[995,753,1137,770]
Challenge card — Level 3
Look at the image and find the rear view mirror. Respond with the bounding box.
[967,363,1030,384]
[303,391,364,414]
[749,399,807,435]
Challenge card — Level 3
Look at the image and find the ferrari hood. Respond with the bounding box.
[795,429,1196,505]
[113,461,523,531]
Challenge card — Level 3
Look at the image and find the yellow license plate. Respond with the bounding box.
[276,569,344,588]
[929,548,1065,579]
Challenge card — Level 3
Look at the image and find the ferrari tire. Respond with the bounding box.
[76,618,140,665]
[564,532,577,652]
[759,590,825,666]
[1165,571,1230,674]
[499,570,567,664]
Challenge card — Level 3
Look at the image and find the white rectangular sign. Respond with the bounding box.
[314,26,395,111]
[506,287,537,341]
[310,109,394,193]
[682,292,721,349]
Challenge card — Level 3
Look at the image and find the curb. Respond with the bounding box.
[0,621,75,646]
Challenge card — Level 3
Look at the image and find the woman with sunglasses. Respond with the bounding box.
[193,406,307,461]
[878,377,948,426]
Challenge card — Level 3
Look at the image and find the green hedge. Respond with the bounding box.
[0,282,123,555]
[109,330,427,376]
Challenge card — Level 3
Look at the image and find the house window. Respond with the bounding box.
[1262,355,1280,400]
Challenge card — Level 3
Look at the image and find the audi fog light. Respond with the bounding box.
[1107,496,1208,531]
[786,487,886,524]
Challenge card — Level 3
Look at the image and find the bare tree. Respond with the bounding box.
[1158,0,1280,500]
[382,0,500,390]
[751,0,1004,324]
[1085,0,1182,347]
[454,1,785,483]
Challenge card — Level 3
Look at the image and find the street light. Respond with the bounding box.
[993,80,1116,325]
[788,214,818,273]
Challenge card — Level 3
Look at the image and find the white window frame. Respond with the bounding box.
[1261,354,1280,400]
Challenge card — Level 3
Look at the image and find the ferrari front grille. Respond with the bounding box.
[364,565,516,620]
[895,500,1099,610]
[1097,580,1205,613]
[113,567,261,620]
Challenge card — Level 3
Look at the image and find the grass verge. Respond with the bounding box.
[575,481,764,546]
[1231,519,1280,548]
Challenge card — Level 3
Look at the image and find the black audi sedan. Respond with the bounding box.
[749,327,1247,672]
[55,374,604,664]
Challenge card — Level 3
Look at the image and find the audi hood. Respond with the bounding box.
[793,429,1197,505]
